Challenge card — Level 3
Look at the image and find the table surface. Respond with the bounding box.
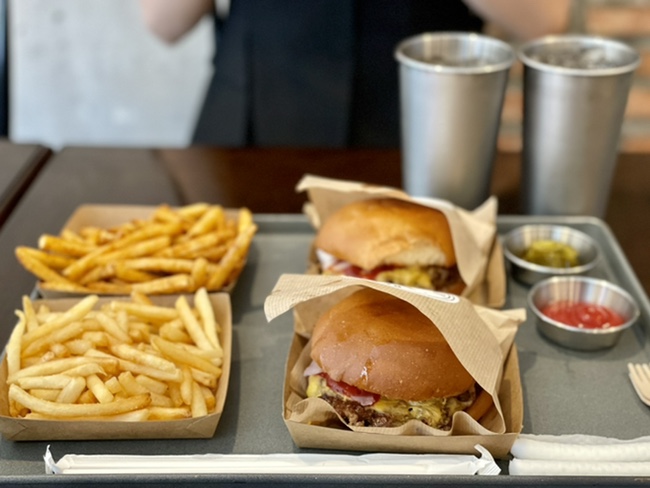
[0,145,649,487]
[0,140,51,231]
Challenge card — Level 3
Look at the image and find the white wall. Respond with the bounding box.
[9,0,214,149]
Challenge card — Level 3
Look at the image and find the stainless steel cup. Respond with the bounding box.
[519,35,640,217]
[395,32,514,209]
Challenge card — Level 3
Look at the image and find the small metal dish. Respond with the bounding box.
[528,276,639,351]
[503,224,600,286]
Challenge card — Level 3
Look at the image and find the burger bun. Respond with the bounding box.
[315,198,456,271]
[310,287,475,402]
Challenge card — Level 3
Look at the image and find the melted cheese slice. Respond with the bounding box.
[307,375,474,428]
[375,267,434,289]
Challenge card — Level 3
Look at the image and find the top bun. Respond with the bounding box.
[310,288,474,401]
[314,198,456,271]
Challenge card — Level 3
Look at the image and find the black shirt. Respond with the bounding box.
[193,0,484,148]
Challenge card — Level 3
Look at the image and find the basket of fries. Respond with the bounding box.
[0,288,231,441]
[14,203,257,296]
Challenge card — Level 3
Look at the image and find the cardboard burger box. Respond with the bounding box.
[265,274,525,459]
[0,292,232,441]
[296,175,506,308]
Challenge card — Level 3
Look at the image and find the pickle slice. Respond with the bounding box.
[521,240,579,268]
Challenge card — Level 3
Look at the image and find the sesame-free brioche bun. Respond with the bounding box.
[314,197,456,271]
[310,288,475,402]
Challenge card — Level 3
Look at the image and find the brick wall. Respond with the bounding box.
[496,0,650,152]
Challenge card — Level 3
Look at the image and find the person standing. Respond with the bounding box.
[140,0,570,147]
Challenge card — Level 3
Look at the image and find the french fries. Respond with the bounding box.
[15,204,257,295]
[4,288,225,422]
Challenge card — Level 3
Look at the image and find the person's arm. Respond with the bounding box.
[462,0,571,41]
[139,0,214,43]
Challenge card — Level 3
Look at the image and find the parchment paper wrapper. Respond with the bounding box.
[296,174,506,308]
[509,434,650,476]
[36,204,244,298]
[264,274,525,458]
[0,293,232,441]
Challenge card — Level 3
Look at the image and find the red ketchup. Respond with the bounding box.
[336,262,395,281]
[540,301,626,329]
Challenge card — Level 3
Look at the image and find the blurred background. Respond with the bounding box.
[5,0,650,151]
[8,0,213,149]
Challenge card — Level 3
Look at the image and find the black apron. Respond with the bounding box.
[192,0,483,147]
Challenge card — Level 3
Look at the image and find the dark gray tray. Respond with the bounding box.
[1,214,649,487]
[498,216,650,442]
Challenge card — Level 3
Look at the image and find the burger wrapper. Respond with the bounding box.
[295,174,506,308]
[264,274,525,458]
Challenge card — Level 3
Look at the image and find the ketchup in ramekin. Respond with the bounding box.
[540,301,625,329]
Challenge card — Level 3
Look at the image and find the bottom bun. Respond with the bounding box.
[465,388,493,422]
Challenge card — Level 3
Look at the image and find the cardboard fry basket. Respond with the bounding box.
[265,274,525,459]
[35,204,250,298]
[0,292,232,441]
[296,175,506,308]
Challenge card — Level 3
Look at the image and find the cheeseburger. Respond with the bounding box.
[305,288,492,429]
[314,198,465,294]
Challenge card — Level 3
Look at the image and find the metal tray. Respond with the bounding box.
[1,214,649,487]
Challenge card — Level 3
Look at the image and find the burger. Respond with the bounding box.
[314,197,465,294]
[304,287,492,429]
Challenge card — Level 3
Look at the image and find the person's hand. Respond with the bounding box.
[139,0,214,43]
[463,0,571,41]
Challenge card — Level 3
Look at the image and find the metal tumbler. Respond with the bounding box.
[395,32,514,209]
[519,35,639,217]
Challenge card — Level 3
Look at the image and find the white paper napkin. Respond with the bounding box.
[44,445,500,476]
[509,434,650,476]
